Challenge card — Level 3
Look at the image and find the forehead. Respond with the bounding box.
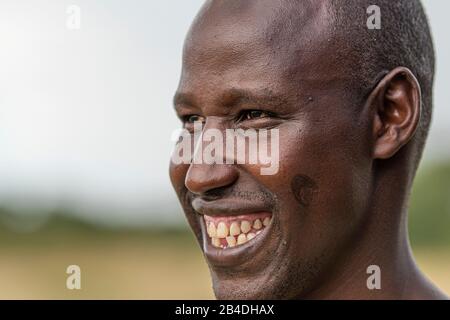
[178,0,344,104]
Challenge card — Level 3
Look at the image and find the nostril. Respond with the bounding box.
[185,163,239,195]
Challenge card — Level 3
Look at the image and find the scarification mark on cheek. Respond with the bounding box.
[290,174,318,207]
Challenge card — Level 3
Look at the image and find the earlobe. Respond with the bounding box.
[369,67,422,159]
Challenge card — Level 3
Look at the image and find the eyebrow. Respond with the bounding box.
[173,88,290,111]
[222,88,289,109]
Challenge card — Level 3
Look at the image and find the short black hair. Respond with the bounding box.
[331,0,435,166]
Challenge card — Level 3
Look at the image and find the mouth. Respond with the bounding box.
[199,210,274,268]
[190,196,276,267]
[204,213,272,249]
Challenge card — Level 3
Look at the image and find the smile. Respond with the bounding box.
[199,210,275,267]
[191,197,276,267]
[204,213,272,249]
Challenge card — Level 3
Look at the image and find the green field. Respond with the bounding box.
[0,228,448,299]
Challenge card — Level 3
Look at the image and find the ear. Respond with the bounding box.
[369,67,422,159]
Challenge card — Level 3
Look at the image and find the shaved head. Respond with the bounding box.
[186,0,434,168]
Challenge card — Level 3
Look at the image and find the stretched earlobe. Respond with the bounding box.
[368,67,422,160]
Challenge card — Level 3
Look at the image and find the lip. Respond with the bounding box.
[192,198,275,268]
[192,197,272,216]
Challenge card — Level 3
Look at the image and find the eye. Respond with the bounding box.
[183,114,205,124]
[239,110,272,121]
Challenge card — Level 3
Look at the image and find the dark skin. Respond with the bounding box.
[170,0,448,299]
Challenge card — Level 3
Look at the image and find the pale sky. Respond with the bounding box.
[0,0,448,226]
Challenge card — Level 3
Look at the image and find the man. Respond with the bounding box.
[170,0,448,299]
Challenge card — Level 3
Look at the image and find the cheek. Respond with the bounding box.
[169,161,189,194]
[169,161,203,240]
[287,124,370,240]
[245,120,371,238]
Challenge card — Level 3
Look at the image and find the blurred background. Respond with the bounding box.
[0,0,449,299]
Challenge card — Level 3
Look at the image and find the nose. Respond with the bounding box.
[184,117,239,195]
[185,163,239,196]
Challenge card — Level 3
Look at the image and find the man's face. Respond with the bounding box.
[170,0,373,299]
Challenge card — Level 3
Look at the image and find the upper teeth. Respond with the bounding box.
[216,222,228,238]
[230,222,240,236]
[240,221,251,234]
[207,223,217,237]
[205,216,272,249]
[253,219,262,230]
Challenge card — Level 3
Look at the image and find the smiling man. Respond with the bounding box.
[169,0,448,299]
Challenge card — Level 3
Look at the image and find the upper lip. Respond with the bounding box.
[191,197,272,216]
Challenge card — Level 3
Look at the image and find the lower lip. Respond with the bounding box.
[201,212,274,267]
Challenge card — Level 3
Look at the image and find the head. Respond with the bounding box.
[170,0,434,299]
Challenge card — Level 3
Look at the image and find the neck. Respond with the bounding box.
[305,156,446,299]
